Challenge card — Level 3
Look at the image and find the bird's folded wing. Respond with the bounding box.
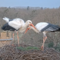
[8,20,22,30]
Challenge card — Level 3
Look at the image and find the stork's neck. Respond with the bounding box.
[19,22,29,33]
[24,22,29,29]
[30,26,39,33]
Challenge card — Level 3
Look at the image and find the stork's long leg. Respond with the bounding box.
[41,32,47,51]
[17,32,19,46]
[41,36,47,50]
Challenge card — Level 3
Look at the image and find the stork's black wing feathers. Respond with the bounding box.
[41,23,60,32]
[1,23,16,31]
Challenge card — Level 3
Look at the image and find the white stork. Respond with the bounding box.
[25,22,60,51]
[2,17,36,46]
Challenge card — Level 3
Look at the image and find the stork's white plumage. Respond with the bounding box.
[2,17,36,46]
[8,18,25,30]
[25,22,60,51]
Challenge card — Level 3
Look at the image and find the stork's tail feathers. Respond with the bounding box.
[56,28,60,31]
[3,17,9,22]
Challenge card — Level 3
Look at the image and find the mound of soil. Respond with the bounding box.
[0,44,60,60]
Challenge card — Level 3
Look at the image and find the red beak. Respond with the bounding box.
[25,23,36,33]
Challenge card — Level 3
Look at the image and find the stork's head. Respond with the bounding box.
[25,20,36,33]
[26,20,32,25]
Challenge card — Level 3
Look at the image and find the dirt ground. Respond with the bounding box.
[0,44,60,60]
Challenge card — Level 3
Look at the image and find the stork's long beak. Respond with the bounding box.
[25,23,36,33]
[25,27,30,33]
[29,23,36,29]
